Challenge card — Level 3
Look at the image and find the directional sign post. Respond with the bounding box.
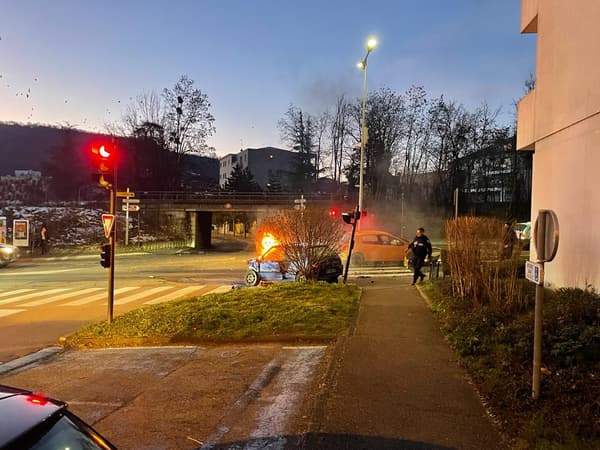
[120,188,139,246]
[294,194,306,211]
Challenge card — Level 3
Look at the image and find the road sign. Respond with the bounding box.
[116,191,135,198]
[533,209,559,262]
[101,214,115,238]
[525,261,544,285]
[294,198,306,204]
[122,205,140,212]
[122,198,140,204]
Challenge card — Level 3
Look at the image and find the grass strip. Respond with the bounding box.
[66,282,361,347]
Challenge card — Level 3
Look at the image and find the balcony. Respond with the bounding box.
[517,90,536,151]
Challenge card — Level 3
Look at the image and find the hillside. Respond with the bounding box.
[0,122,219,192]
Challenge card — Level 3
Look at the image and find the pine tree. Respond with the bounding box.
[224,165,262,192]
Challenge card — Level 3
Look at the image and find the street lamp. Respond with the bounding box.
[357,37,377,215]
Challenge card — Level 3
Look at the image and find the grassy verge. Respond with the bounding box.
[420,281,600,449]
[65,282,361,348]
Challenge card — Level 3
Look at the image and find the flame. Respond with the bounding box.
[258,232,279,255]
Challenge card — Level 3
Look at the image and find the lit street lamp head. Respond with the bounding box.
[366,37,377,51]
[357,60,365,69]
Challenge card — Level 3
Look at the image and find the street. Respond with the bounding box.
[0,250,252,362]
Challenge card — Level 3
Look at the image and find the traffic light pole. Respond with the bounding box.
[107,186,116,323]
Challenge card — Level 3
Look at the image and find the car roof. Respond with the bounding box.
[0,385,66,448]
[355,230,407,239]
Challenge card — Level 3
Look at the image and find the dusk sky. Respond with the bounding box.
[0,0,536,157]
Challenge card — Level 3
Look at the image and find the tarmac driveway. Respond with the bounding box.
[0,344,328,449]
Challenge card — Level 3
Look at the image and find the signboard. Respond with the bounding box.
[116,191,135,198]
[12,219,29,247]
[533,210,559,262]
[122,205,140,212]
[525,261,544,285]
[0,216,6,244]
[102,214,115,239]
[123,198,140,204]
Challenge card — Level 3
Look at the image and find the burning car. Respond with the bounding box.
[245,233,343,285]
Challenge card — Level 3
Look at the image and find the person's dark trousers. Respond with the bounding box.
[412,256,425,284]
[41,240,48,255]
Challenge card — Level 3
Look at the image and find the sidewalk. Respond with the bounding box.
[306,277,506,450]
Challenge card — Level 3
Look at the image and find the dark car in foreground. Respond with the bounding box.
[0,384,117,449]
[0,243,20,268]
[245,244,343,286]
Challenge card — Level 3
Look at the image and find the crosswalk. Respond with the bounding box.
[0,284,233,319]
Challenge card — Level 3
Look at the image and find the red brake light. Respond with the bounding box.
[312,263,320,269]
[27,394,49,406]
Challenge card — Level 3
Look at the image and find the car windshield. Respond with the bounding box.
[11,413,113,450]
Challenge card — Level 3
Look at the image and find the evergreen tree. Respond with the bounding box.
[224,165,262,192]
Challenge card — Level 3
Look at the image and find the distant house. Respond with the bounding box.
[219,147,310,191]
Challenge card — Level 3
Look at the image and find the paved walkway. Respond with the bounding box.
[306,277,506,450]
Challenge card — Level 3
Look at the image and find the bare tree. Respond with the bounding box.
[163,75,216,158]
[329,95,352,185]
[259,207,344,280]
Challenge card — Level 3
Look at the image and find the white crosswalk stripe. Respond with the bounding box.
[144,285,207,305]
[63,287,139,306]
[0,284,233,317]
[0,288,69,306]
[0,289,35,299]
[0,309,26,318]
[20,288,104,307]
[114,286,174,305]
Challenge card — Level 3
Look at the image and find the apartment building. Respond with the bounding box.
[517,0,600,289]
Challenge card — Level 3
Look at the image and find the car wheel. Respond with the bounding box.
[245,270,260,286]
[350,253,365,266]
[326,276,340,283]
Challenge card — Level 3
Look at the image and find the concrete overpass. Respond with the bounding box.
[136,191,355,249]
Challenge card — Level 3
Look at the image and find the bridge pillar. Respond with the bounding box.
[191,211,213,250]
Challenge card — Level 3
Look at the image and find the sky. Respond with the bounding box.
[0,0,536,157]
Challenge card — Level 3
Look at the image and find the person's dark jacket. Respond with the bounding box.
[408,235,432,259]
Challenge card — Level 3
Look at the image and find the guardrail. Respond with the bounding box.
[136,191,353,203]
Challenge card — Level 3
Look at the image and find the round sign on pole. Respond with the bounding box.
[533,209,559,262]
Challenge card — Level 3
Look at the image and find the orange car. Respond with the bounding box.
[340,230,410,266]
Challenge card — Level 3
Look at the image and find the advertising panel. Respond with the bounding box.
[13,219,30,247]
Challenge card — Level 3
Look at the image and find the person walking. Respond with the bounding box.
[501,221,518,259]
[407,227,432,285]
[40,223,49,255]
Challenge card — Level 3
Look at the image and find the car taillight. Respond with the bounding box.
[27,393,49,406]
[312,263,320,269]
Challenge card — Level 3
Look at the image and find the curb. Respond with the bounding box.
[0,347,63,376]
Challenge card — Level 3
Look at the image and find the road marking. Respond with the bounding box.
[0,309,25,318]
[0,268,83,276]
[114,286,174,305]
[0,289,35,299]
[63,287,140,306]
[144,285,206,305]
[20,288,104,307]
[0,288,69,306]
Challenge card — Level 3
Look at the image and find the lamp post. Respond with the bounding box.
[357,37,377,215]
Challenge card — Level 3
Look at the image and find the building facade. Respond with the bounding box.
[219,147,304,191]
[517,0,600,289]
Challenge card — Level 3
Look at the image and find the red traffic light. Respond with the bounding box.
[329,208,340,217]
[90,141,116,175]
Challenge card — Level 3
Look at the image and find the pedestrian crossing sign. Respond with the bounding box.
[102,214,115,238]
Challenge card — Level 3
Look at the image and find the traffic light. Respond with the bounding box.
[342,210,361,225]
[329,207,340,218]
[90,141,116,187]
[100,243,111,268]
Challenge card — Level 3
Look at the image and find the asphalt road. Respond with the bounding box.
[0,250,252,362]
